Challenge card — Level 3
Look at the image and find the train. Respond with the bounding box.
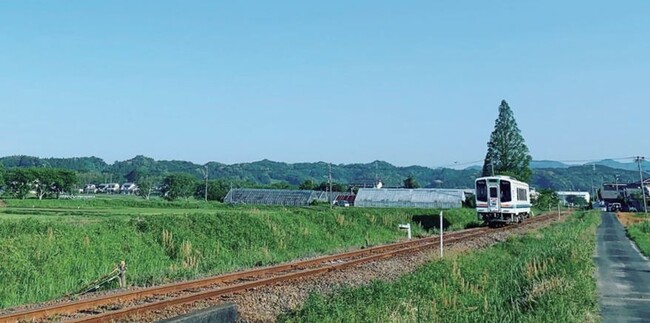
[475,175,531,226]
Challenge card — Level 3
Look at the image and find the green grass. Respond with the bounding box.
[3,195,217,209]
[280,210,600,323]
[0,199,480,309]
[627,218,650,256]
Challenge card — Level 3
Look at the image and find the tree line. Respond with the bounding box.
[2,167,77,199]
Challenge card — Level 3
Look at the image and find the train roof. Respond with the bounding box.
[475,175,528,185]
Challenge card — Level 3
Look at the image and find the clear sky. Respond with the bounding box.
[1,1,648,167]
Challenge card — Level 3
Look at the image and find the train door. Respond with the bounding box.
[488,179,499,212]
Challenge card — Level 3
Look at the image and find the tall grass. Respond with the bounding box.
[280,211,600,323]
[0,204,478,308]
[627,220,650,256]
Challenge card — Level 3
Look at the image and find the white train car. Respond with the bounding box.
[475,175,531,225]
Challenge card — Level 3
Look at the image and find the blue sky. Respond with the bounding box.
[1,1,648,167]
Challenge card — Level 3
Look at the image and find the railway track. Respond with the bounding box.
[0,212,565,323]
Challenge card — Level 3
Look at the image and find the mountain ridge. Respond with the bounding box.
[1,155,647,192]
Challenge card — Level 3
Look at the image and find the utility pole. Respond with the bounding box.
[636,156,647,214]
[591,163,596,203]
[375,161,379,187]
[328,163,333,208]
[200,165,208,202]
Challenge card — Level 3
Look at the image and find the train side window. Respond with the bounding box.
[500,180,511,202]
[476,180,487,201]
[516,188,527,201]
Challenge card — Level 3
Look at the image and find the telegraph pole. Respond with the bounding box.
[201,165,208,202]
[591,163,596,203]
[328,163,333,208]
[636,156,647,214]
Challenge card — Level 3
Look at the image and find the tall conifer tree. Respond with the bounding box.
[481,100,532,182]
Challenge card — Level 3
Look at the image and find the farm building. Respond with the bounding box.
[354,188,465,209]
[224,188,342,206]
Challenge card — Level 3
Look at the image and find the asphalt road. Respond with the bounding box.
[596,212,650,322]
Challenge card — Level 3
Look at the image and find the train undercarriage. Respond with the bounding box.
[480,212,530,227]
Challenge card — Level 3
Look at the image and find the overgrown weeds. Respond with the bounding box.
[280,211,600,323]
[0,203,477,308]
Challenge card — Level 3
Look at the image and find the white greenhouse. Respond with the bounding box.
[354,188,465,209]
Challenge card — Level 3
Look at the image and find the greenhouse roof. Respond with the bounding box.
[224,188,325,206]
[354,188,464,209]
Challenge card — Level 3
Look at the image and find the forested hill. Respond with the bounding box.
[0,155,644,191]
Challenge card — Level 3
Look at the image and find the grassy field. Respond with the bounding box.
[0,197,480,308]
[280,210,600,323]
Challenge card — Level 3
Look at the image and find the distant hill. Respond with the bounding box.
[530,160,570,169]
[0,155,647,192]
[594,159,650,171]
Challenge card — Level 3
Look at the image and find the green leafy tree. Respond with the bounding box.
[133,171,159,200]
[161,173,197,201]
[32,168,56,200]
[533,189,559,210]
[0,163,4,191]
[299,179,317,190]
[481,100,532,182]
[136,176,156,200]
[50,169,77,198]
[195,180,230,201]
[35,168,78,199]
[317,181,345,192]
[403,175,420,189]
[5,168,34,199]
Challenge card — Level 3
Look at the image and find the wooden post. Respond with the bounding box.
[118,261,127,288]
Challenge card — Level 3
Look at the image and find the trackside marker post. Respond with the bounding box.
[398,223,411,240]
[440,211,443,258]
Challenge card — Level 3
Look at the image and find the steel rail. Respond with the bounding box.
[0,212,561,322]
[0,224,491,322]
[69,227,502,322]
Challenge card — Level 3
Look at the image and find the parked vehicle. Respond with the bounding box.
[607,203,622,212]
[334,200,350,207]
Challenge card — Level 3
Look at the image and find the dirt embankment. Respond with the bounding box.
[616,212,647,227]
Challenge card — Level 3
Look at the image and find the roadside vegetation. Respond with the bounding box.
[280,211,600,323]
[0,199,479,308]
[622,213,650,257]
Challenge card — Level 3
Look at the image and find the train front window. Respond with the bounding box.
[489,187,497,198]
[500,180,511,202]
[476,180,487,201]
